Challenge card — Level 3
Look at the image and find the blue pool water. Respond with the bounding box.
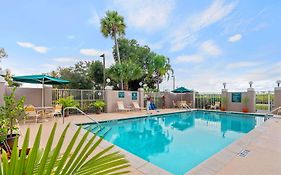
[83,111,265,175]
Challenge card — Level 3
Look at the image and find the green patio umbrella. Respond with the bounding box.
[13,74,69,107]
[171,86,193,102]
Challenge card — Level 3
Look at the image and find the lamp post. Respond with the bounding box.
[171,75,176,90]
[276,80,281,87]
[249,81,253,88]
[100,53,105,91]
[139,82,143,88]
[106,78,111,85]
[223,82,226,89]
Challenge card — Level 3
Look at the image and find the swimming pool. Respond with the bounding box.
[82,111,266,175]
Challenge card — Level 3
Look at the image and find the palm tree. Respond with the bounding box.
[151,55,173,91]
[0,123,130,174]
[100,10,126,90]
[108,60,143,90]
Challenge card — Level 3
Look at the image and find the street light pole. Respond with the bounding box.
[100,53,105,91]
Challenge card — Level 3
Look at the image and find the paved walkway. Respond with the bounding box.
[18,110,281,175]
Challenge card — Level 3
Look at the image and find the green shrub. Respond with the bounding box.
[92,100,106,110]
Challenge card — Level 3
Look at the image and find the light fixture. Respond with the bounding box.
[98,92,102,96]
[106,78,111,83]
[139,82,143,87]
[277,80,281,87]
[249,81,253,88]
[222,82,226,89]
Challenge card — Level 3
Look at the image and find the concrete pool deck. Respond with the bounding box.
[18,109,281,175]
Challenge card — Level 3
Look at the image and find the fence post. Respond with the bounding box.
[104,86,113,113]
[221,89,228,110]
[80,90,83,109]
[138,88,144,108]
[0,81,6,106]
[274,87,281,110]
[247,88,256,113]
[192,91,196,108]
[268,91,271,112]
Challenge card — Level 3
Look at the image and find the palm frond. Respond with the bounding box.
[0,123,130,175]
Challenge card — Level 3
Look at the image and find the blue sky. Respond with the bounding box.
[0,0,281,92]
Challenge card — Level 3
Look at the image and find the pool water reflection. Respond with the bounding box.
[83,111,265,175]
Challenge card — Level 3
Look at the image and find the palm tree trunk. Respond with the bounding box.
[114,32,124,90]
[157,76,160,92]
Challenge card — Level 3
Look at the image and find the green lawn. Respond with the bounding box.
[256,104,269,110]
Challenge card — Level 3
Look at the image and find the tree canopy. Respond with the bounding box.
[50,61,104,89]
[112,38,173,90]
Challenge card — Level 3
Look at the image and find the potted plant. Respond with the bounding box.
[0,88,25,151]
[56,96,78,117]
[220,97,227,111]
[242,96,249,113]
[92,100,105,114]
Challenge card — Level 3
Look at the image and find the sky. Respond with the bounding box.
[0,0,281,92]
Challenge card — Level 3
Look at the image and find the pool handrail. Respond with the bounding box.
[62,106,102,128]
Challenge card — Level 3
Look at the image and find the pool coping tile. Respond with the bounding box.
[185,116,279,175]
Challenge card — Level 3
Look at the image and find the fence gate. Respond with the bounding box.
[256,91,274,113]
[195,92,221,109]
[144,92,165,109]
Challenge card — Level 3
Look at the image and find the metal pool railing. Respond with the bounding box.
[62,106,102,129]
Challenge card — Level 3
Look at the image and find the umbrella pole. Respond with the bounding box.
[42,79,45,107]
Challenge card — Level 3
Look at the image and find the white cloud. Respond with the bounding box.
[170,0,236,52]
[200,40,222,56]
[160,60,281,92]
[176,54,204,63]
[228,34,242,42]
[16,41,49,53]
[16,42,34,48]
[80,49,104,57]
[53,57,77,64]
[176,40,221,63]
[112,0,174,32]
[33,46,48,53]
[226,61,260,69]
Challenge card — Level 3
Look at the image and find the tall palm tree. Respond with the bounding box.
[100,10,126,90]
[108,60,143,90]
[151,55,173,91]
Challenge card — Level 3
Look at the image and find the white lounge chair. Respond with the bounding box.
[117,101,131,112]
[178,101,191,109]
[211,102,220,110]
[132,101,145,111]
[271,106,281,115]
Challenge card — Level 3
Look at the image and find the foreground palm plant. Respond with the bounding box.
[0,123,130,175]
